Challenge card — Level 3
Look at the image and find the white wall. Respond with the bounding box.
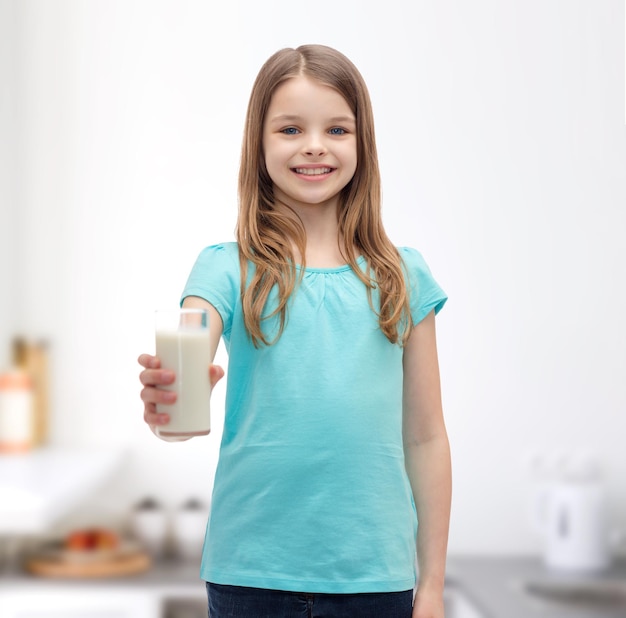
[0,0,18,369]
[3,0,626,554]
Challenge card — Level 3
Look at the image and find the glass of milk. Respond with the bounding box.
[155,308,211,438]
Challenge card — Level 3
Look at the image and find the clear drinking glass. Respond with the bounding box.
[155,308,211,438]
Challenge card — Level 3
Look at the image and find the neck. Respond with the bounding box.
[301,228,345,268]
[278,200,345,268]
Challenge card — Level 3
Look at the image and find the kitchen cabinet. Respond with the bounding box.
[444,584,485,618]
[0,589,160,618]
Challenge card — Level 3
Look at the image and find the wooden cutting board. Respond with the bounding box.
[26,550,152,578]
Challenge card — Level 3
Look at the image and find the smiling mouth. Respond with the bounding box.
[292,167,335,176]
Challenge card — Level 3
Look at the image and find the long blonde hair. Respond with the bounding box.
[237,44,413,347]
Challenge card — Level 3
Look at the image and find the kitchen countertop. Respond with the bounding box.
[446,555,626,618]
[2,554,626,617]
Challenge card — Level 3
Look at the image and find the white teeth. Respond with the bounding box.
[294,167,332,175]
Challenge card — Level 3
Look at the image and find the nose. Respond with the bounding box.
[303,133,327,157]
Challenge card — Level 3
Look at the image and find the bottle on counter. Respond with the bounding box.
[0,368,34,453]
[12,337,50,448]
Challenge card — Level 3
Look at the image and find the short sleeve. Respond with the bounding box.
[398,247,448,325]
[180,243,240,337]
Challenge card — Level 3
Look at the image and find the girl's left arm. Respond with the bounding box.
[403,309,452,617]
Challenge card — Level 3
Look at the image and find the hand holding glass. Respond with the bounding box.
[155,309,211,438]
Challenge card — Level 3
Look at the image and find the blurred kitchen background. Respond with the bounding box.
[1,1,625,616]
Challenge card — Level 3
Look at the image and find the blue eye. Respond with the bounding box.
[329,127,346,135]
[281,127,299,135]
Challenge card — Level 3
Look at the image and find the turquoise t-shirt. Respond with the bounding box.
[181,242,447,594]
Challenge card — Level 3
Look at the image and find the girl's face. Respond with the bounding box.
[262,76,357,215]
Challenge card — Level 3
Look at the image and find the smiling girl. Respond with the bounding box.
[139,45,451,618]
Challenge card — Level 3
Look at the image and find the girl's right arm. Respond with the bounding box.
[138,297,225,440]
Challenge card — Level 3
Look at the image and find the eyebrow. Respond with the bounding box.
[268,114,356,124]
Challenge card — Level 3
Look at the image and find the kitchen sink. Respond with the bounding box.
[523,579,626,610]
[444,584,486,618]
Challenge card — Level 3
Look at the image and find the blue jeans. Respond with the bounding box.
[206,582,413,618]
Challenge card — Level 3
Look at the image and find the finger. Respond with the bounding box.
[139,369,175,387]
[209,364,225,388]
[138,353,160,369]
[140,385,177,405]
[143,404,170,426]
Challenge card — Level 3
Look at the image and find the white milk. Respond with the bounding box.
[155,327,211,437]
